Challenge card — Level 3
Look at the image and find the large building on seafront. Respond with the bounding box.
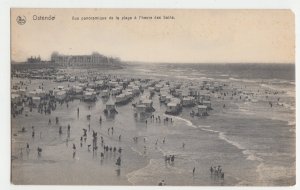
[50,52,121,66]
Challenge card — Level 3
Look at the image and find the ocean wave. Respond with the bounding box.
[229,77,258,83]
[170,115,264,165]
[131,147,145,157]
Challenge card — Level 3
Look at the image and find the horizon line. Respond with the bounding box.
[11,60,295,65]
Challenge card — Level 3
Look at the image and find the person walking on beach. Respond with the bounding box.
[210,166,213,175]
[193,167,196,176]
[77,107,79,117]
[83,129,87,137]
[116,156,121,166]
[67,124,71,137]
[163,137,166,144]
[26,143,30,156]
[37,147,42,157]
[59,126,62,135]
[73,144,76,158]
[32,126,35,138]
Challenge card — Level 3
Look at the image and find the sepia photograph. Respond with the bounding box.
[10,8,295,186]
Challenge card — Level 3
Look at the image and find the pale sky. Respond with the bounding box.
[11,9,295,63]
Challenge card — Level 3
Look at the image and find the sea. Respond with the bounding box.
[11,63,295,186]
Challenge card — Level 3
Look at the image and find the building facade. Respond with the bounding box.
[50,52,121,66]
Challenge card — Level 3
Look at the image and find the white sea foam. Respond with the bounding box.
[171,115,264,165]
[127,158,186,185]
[229,77,257,83]
[164,114,197,129]
[131,147,144,157]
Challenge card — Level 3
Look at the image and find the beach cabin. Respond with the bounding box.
[116,90,133,105]
[73,86,83,94]
[104,99,118,115]
[69,76,76,82]
[132,86,140,95]
[182,90,190,98]
[202,100,212,110]
[166,102,180,115]
[155,84,164,92]
[116,94,127,104]
[11,94,21,104]
[32,96,41,107]
[136,104,146,113]
[57,86,64,90]
[78,77,88,83]
[148,87,155,97]
[111,88,119,96]
[83,91,96,101]
[28,91,37,97]
[182,96,195,107]
[55,91,66,101]
[165,97,182,115]
[189,86,199,96]
[141,99,155,112]
[197,105,208,116]
[165,95,173,104]
[101,90,110,97]
[108,81,118,88]
[55,76,65,82]
[35,89,46,97]
[18,89,26,96]
[95,80,105,89]
[124,91,133,99]
[159,94,167,102]
[174,89,183,97]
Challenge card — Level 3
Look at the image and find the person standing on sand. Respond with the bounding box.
[193,167,195,176]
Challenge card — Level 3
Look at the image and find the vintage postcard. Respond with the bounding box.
[11,8,295,186]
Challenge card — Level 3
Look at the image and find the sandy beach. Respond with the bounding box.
[11,64,295,186]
